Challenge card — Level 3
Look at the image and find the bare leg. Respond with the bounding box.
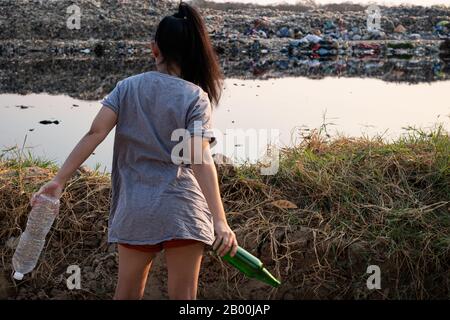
[165,241,205,300]
[114,245,158,300]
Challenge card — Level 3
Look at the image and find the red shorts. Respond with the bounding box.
[118,239,202,253]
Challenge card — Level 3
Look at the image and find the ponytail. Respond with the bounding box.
[154,2,223,106]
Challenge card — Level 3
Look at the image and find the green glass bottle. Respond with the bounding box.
[216,246,281,287]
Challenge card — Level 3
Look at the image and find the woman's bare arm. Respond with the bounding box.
[31,106,117,205]
[53,107,117,185]
[189,136,238,257]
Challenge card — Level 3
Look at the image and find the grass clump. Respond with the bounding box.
[0,124,449,299]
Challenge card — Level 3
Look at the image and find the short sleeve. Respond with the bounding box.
[186,91,216,146]
[101,80,123,115]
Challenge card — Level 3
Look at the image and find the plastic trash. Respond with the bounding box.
[323,20,336,30]
[257,30,267,38]
[276,60,290,70]
[318,48,330,56]
[394,25,407,33]
[409,33,421,40]
[303,34,322,44]
[277,27,291,38]
[12,194,60,280]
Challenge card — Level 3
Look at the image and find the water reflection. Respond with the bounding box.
[1,40,449,101]
[1,77,448,172]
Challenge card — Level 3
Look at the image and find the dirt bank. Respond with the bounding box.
[0,126,449,299]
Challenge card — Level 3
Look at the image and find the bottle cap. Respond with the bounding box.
[13,272,24,280]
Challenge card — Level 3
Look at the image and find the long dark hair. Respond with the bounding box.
[154,2,223,106]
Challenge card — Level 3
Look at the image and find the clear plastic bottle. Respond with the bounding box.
[12,194,60,280]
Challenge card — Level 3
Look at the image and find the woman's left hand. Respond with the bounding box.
[213,220,238,257]
[30,179,64,207]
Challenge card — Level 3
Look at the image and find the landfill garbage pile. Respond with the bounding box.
[0,0,449,98]
[0,0,175,41]
[207,5,450,42]
[1,0,449,41]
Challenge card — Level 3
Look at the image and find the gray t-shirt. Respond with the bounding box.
[100,71,216,246]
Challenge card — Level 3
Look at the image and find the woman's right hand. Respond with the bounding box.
[30,179,64,207]
[213,220,238,257]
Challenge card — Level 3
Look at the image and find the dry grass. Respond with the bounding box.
[0,124,449,299]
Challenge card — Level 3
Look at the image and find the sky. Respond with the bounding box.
[210,0,450,6]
